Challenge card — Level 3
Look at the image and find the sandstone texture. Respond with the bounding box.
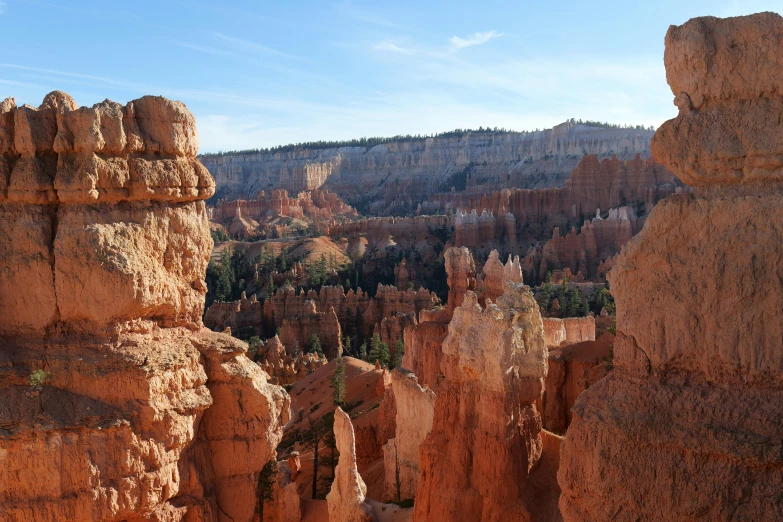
[381,368,436,502]
[326,407,376,522]
[559,13,783,521]
[541,317,595,348]
[652,12,783,186]
[542,332,613,434]
[414,283,553,522]
[0,93,289,522]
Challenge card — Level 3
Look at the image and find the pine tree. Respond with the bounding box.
[330,356,346,406]
[309,334,324,357]
[368,333,390,368]
[392,339,404,368]
[565,287,584,318]
[538,271,554,310]
[255,459,277,519]
[358,342,368,361]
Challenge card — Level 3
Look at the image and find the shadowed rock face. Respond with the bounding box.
[559,13,783,522]
[0,92,289,522]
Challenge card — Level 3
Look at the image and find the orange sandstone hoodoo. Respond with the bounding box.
[558,12,783,521]
[0,92,289,521]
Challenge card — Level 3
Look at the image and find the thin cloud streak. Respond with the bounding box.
[212,32,309,62]
[449,30,503,49]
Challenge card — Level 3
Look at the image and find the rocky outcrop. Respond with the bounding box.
[279,300,343,359]
[559,13,783,521]
[542,317,596,348]
[444,247,476,313]
[522,206,645,284]
[327,407,376,522]
[203,123,655,212]
[479,249,523,305]
[255,282,440,344]
[257,336,327,386]
[382,368,436,502]
[542,332,613,434]
[0,92,289,521]
[375,312,417,351]
[204,291,264,336]
[210,188,357,238]
[414,283,551,521]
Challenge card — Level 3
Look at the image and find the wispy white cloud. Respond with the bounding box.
[0,2,7,15]
[332,1,413,33]
[175,41,238,58]
[372,41,412,54]
[212,32,307,62]
[449,30,503,50]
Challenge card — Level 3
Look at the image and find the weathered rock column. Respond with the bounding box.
[559,13,783,521]
[0,92,289,522]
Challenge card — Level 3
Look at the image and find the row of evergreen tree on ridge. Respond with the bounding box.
[200,119,656,158]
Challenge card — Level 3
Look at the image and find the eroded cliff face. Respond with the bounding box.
[559,13,783,521]
[202,124,655,212]
[414,283,552,522]
[0,92,289,522]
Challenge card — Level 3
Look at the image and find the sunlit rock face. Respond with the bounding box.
[559,13,783,522]
[0,92,289,522]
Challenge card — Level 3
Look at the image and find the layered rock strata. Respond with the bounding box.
[0,92,289,522]
[541,317,596,348]
[559,13,783,521]
[414,283,550,521]
[203,123,655,212]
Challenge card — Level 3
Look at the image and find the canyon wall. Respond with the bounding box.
[0,92,289,522]
[559,13,783,521]
[522,206,644,284]
[425,154,680,220]
[202,123,655,210]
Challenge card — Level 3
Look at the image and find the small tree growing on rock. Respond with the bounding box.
[368,333,390,369]
[309,334,324,357]
[330,356,346,406]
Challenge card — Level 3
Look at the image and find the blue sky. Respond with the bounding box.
[0,0,780,152]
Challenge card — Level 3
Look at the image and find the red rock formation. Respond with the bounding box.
[394,258,413,289]
[257,335,327,386]
[326,407,376,522]
[479,249,523,305]
[428,154,681,222]
[211,188,358,238]
[444,247,476,314]
[374,312,416,351]
[542,332,613,434]
[0,92,289,521]
[256,282,439,344]
[203,291,264,335]
[542,317,596,348]
[382,368,436,502]
[278,300,343,359]
[522,206,645,284]
[414,284,553,521]
[559,13,783,521]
